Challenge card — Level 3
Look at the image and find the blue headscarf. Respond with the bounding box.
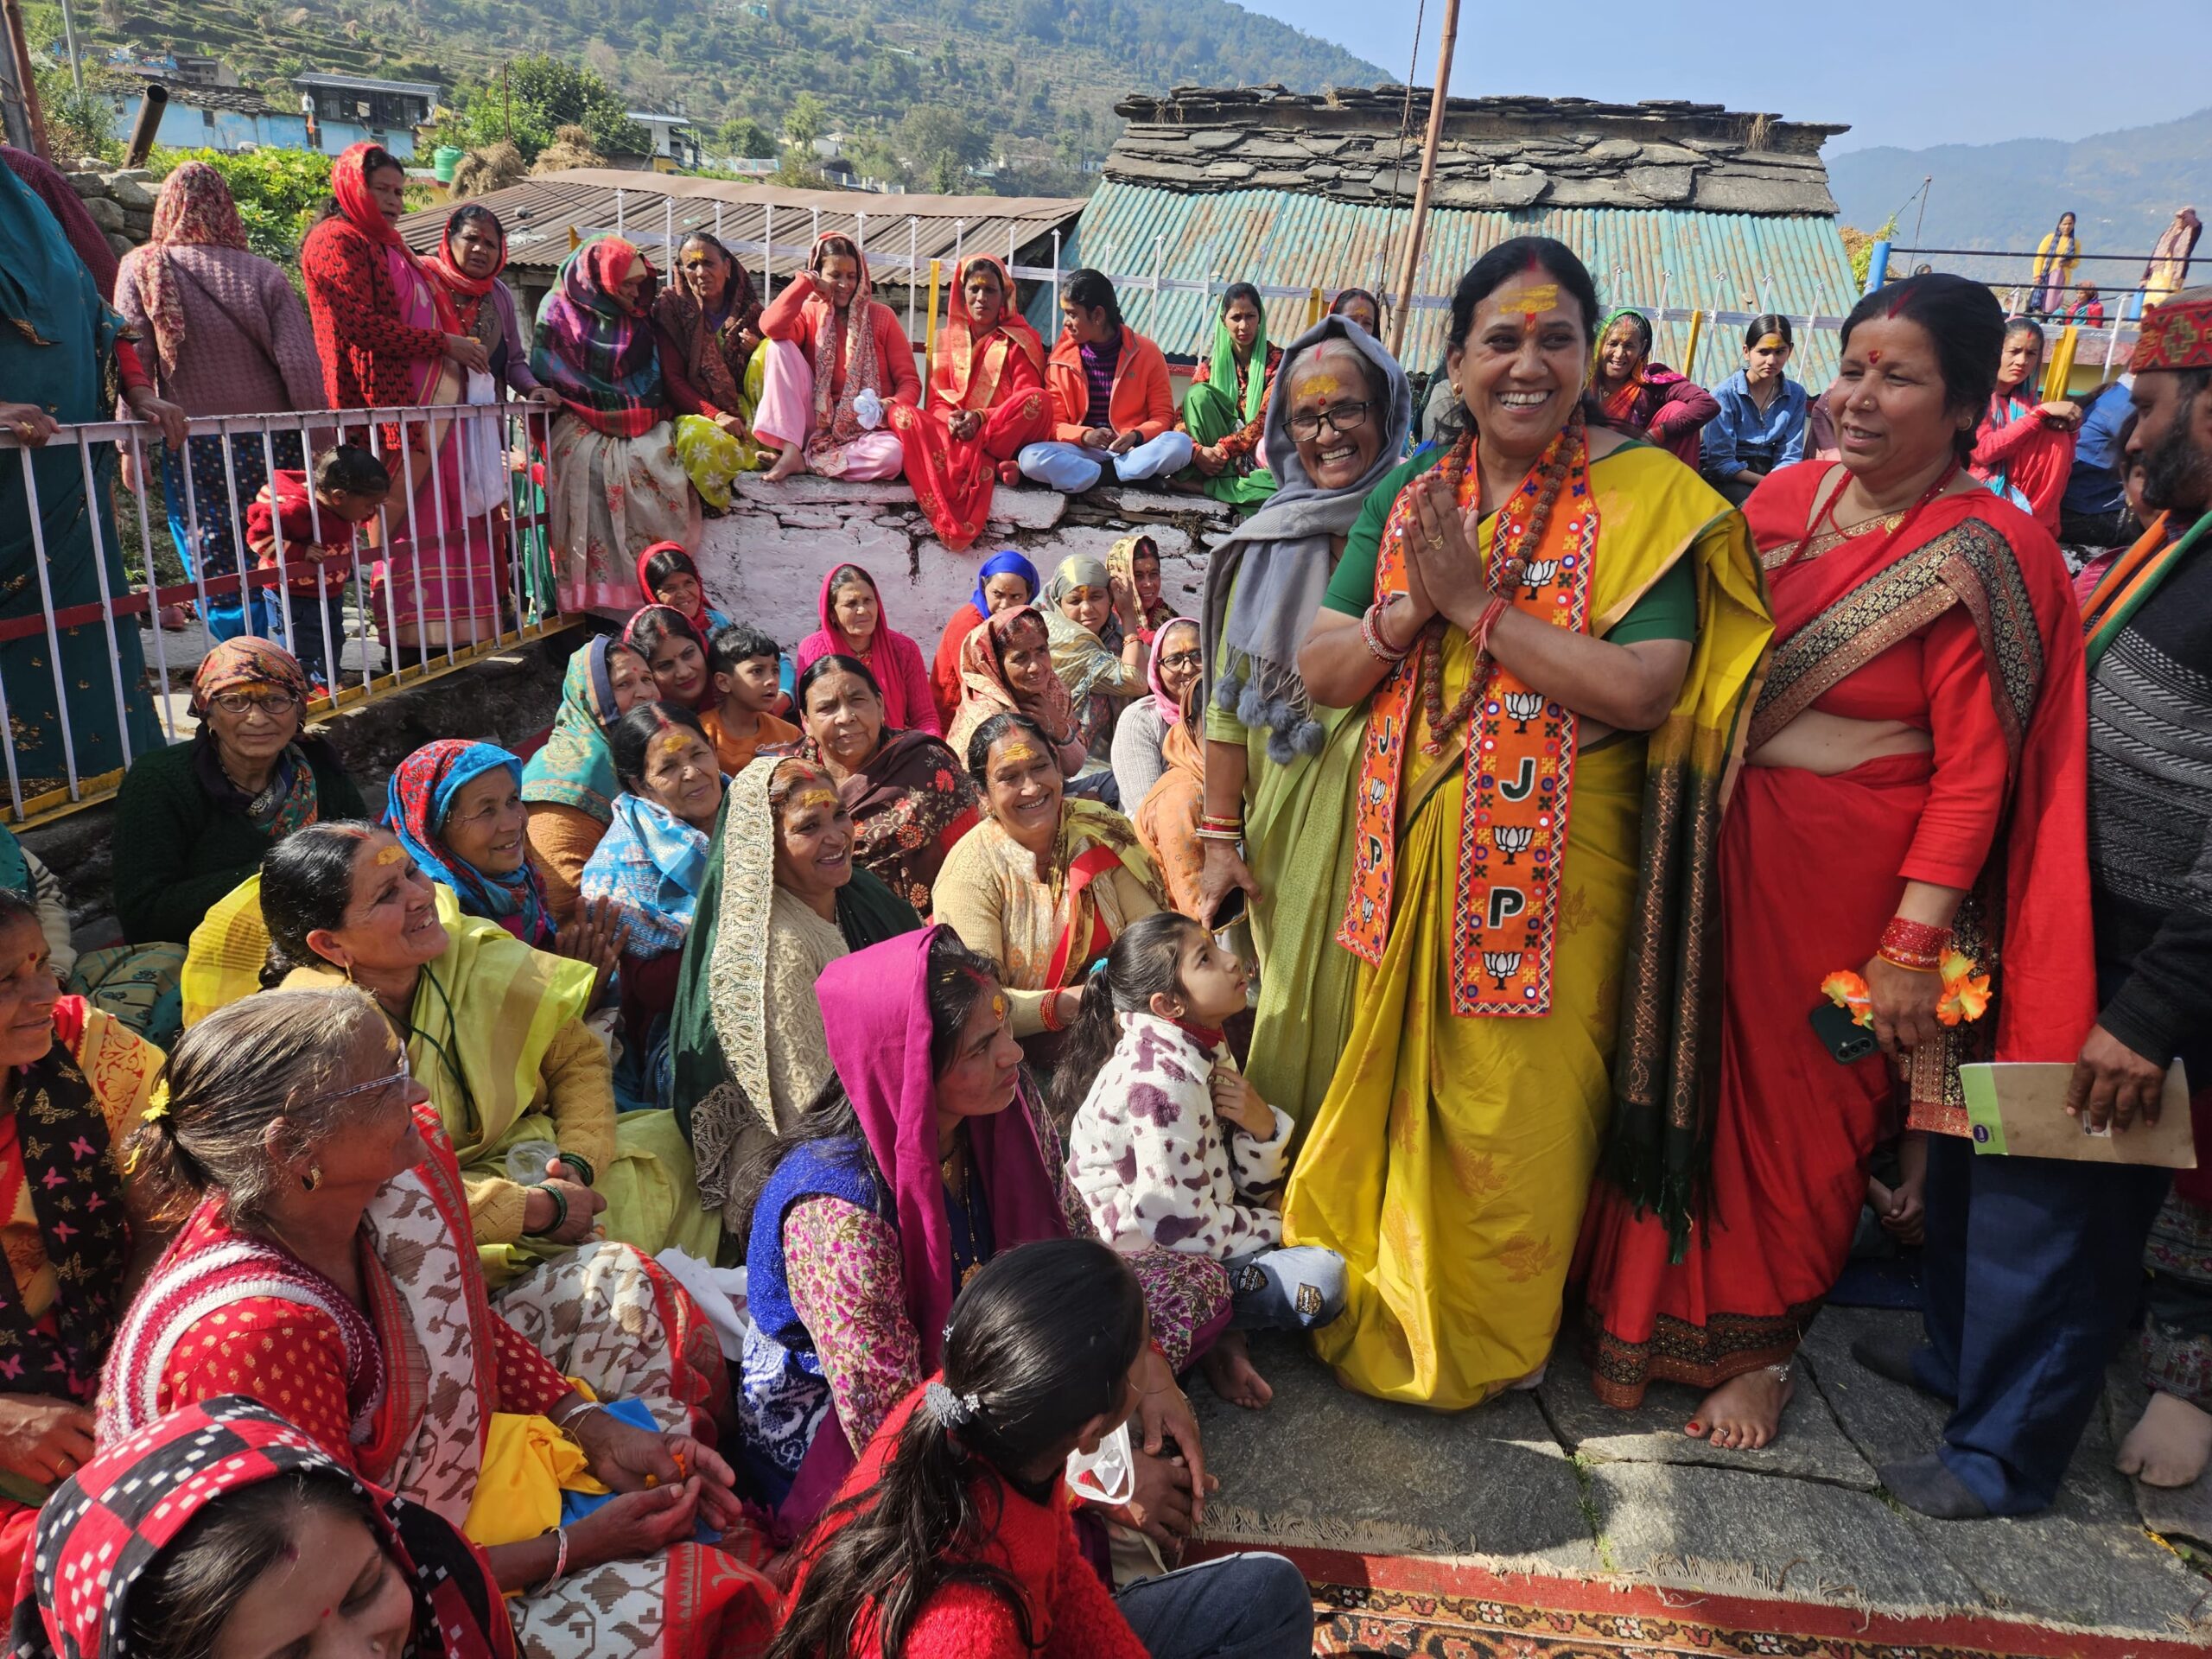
[969,550,1040,621]
[385,739,555,947]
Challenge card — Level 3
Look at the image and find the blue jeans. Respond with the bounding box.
[1225,1245,1346,1332]
[1116,1552,1313,1659]
[1018,431,1195,492]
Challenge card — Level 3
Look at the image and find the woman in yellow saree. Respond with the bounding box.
[1283,238,1770,1408]
[177,822,721,1284]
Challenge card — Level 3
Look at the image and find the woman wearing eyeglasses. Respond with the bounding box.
[1111,616,1205,808]
[96,639,367,1044]
[1193,316,1412,1130]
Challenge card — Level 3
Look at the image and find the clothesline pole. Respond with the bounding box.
[713,201,722,244]
[764,205,774,301]
[1387,0,1459,359]
[908,217,919,340]
[953,219,963,277]
[664,196,674,266]
[1051,229,1063,320]
[615,188,625,238]
[856,211,867,258]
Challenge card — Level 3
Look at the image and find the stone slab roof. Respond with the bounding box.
[1108,86,1847,216]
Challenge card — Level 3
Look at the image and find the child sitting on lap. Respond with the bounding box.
[1058,910,1344,1409]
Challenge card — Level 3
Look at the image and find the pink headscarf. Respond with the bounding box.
[815,926,1065,1371]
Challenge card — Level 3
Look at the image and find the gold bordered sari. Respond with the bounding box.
[1283,438,1770,1408]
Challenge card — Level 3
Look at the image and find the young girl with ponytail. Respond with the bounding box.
[1058,912,1345,1412]
[770,1236,1313,1659]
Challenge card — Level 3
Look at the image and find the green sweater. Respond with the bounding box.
[111,739,368,944]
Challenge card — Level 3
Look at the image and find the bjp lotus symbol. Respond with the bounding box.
[1493,823,1534,864]
[1521,558,1559,599]
[1503,691,1544,733]
[1484,950,1523,988]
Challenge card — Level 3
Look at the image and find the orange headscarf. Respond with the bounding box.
[931,254,1046,412]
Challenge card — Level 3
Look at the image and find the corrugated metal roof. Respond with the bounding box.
[1033,181,1856,385]
[397,170,1085,296]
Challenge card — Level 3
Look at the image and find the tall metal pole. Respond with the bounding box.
[1388,0,1460,359]
[55,0,83,98]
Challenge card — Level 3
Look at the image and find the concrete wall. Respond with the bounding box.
[694,476,1235,652]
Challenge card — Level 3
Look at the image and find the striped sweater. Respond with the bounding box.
[2085,533,2212,1076]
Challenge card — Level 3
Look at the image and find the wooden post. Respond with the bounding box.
[0,0,48,160]
[1388,0,1460,360]
[924,258,943,395]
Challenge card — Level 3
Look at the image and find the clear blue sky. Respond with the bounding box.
[1246,0,2212,152]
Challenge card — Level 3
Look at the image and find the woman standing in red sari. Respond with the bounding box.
[891,255,1052,551]
[1578,275,2096,1463]
[300,144,500,651]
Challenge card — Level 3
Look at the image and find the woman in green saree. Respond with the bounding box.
[1179,283,1281,509]
[670,753,918,1241]
[0,162,178,800]
[1196,315,1413,1130]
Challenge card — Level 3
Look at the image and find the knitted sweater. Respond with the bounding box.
[788,1386,1147,1659]
[1065,1013,1293,1257]
[2086,531,2212,1079]
[112,244,327,418]
[110,740,367,945]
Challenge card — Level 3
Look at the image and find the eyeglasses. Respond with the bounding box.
[1159,650,1204,671]
[1287,401,1374,442]
[208,690,300,716]
[320,1058,414,1107]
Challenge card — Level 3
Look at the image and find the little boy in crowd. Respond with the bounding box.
[702,621,798,774]
[244,444,390,693]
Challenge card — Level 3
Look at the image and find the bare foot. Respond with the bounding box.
[2117,1389,2212,1488]
[1687,1365,1793,1450]
[1200,1332,1274,1410]
[763,443,805,482]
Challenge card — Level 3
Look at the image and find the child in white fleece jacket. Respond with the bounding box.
[1058,910,1344,1408]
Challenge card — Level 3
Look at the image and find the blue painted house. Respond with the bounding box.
[106,68,437,158]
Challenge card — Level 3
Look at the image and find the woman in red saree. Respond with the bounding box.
[1967,315,2079,538]
[892,255,1052,550]
[301,143,504,650]
[1577,274,2095,1455]
[105,988,780,1659]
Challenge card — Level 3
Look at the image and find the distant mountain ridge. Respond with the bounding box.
[98,0,1389,190]
[1826,105,2209,277]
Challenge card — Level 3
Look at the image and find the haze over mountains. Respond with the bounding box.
[1826,105,2209,274]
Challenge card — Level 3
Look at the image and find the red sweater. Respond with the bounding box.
[1045,326,1175,445]
[786,1387,1147,1659]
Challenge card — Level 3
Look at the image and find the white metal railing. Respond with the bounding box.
[0,397,580,828]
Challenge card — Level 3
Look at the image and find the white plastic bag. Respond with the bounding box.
[1065,1420,1135,1506]
[456,368,506,518]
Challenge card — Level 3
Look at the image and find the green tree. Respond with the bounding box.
[784,91,828,154]
[459,54,648,162]
[715,115,775,159]
[900,102,987,195]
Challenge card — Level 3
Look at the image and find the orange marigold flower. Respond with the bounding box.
[1937,969,1992,1027]
[1821,969,1873,1027]
[1939,946,1976,982]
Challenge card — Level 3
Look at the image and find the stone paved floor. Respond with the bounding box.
[1189,1308,2212,1640]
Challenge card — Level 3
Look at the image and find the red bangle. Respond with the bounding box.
[1039,992,1065,1033]
[1878,915,1948,972]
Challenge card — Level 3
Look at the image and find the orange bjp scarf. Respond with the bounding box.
[1338,422,1599,1018]
[932,255,1046,411]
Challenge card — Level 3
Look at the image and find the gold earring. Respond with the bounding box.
[302,1166,322,1192]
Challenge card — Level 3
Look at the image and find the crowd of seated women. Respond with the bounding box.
[16,141,2209,1656]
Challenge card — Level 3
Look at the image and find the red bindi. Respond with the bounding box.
[1867,348,1882,364]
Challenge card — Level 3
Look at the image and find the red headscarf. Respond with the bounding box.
[429,207,507,316]
[331,141,406,247]
[931,253,1046,410]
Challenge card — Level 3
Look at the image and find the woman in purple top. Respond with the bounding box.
[114,162,329,646]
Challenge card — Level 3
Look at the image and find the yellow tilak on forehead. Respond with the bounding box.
[999,742,1041,766]
[1497,283,1559,317]
[794,788,838,813]
[991,991,1009,1025]
[1756,333,1786,352]
[1294,372,1343,397]
[373,843,407,867]
[656,731,694,759]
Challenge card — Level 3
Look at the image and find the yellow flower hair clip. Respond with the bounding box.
[142,1082,171,1125]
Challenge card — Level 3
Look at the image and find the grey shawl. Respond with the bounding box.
[1200,317,1413,764]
